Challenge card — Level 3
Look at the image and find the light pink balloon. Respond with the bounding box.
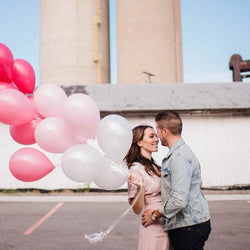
[0,43,14,83]
[12,59,36,94]
[62,93,100,139]
[0,82,17,91]
[28,95,44,119]
[35,117,81,153]
[9,119,41,145]
[33,84,67,117]
[9,148,54,182]
[0,89,35,125]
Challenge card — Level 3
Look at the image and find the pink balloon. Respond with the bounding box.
[9,148,54,182]
[28,95,44,119]
[9,119,41,145]
[12,59,35,94]
[33,84,67,118]
[35,117,81,153]
[0,82,17,91]
[0,89,35,125]
[0,43,14,83]
[62,93,100,139]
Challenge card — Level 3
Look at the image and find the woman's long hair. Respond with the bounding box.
[124,125,161,177]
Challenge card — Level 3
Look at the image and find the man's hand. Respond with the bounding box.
[141,209,154,227]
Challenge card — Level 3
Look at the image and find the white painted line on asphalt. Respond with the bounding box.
[23,202,64,235]
[0,194,250,202]
[205,195,250,201]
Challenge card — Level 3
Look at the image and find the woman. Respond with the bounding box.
[124,125,170,250]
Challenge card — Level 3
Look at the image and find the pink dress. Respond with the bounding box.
[128,162,170,250]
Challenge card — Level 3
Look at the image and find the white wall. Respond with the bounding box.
[0,115,249,189]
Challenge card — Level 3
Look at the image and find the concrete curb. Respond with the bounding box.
[0,194,250,202]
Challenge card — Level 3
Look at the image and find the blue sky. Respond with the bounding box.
[0,0,249,85]
[0,0,40,83]
[181,0,250,83]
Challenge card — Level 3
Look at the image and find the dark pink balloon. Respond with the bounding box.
[12,59,35,94]
[0,81,17,91]
[9,148,55,182]
[0,89,35,125]
[0,43,14,83]
[9,119,41,145]
[28,95,44,119]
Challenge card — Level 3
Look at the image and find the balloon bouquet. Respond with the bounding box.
[0,43,137,242]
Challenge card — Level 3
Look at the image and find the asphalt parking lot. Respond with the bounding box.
[0,193,250,250]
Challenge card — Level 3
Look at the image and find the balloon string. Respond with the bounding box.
[85,157,157,239]
[94,156,134,235]
[79,153,159,243]
[103,157,158,192]
[84,182,143,243]
[106,183,143,234]
[103,156,129,175]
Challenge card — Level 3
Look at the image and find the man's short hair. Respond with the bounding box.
[155,110,182,135]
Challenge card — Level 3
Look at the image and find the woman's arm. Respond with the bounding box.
[127,173,144,214]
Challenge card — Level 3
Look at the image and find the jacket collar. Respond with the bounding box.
[163,137,185,160]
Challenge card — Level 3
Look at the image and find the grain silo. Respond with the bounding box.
[116,0,183,83]
[40,0,110,85]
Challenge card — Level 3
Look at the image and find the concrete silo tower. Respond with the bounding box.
[40,0,110,85]
[116,0,183,83]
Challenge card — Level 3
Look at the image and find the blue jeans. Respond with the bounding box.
[168,220,211,250]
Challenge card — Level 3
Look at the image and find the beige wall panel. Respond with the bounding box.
[116,0,183,83]
[40,0,110,85]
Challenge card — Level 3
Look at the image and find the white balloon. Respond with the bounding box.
[35,117,80,153]
[97,115,133,163]
[33,84,67,117]
[93,161,127,190]
[61,144,103,182]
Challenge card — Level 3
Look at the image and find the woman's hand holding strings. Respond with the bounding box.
[127,173,143,187]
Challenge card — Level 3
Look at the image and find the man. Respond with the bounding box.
[142,111,211,250]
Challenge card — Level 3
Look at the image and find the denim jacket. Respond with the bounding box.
[159,138,210,231]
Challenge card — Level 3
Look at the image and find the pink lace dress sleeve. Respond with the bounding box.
[127,163,144,204]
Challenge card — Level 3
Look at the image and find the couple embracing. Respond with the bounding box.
[125,111,211,250]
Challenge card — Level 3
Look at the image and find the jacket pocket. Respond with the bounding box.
[162,168,171,191]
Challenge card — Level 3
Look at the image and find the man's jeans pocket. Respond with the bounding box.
[195,220,211,242]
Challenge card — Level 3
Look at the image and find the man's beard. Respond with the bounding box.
[161,139,168,147]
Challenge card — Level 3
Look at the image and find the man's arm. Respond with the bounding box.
[142,155,192,226]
